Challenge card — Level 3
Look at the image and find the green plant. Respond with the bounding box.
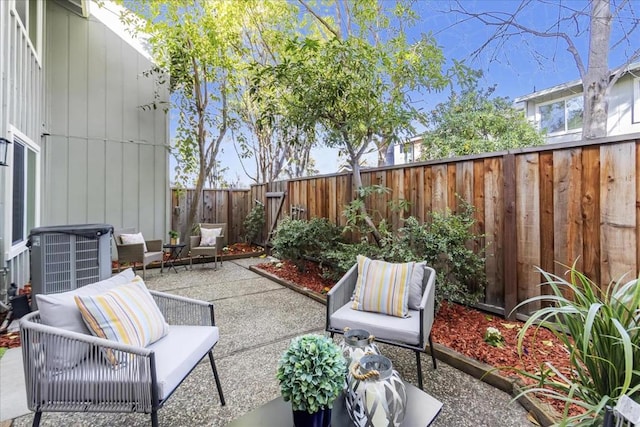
[484,327,505,348]
[276,334,347,414]
[243,202,265,243]
[168,230,179,239]
[513,263,640,426]
[384,201,486,306]
[272,217,343,271]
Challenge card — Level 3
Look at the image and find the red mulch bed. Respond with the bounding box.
[256,259,583,419]
[0,285,31,350]
[256,260,334,294]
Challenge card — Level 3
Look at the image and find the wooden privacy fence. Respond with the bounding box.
[249,134,640,318]
[171,188,251,245]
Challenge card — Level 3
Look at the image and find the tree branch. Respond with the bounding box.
[297,0,341,39]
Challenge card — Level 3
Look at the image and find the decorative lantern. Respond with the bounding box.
[338,328,380,368]
[346,354,407,427]
[0,138,10,166]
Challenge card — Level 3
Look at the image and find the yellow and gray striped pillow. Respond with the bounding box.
[75,276,169,365]
[351,255,415,318]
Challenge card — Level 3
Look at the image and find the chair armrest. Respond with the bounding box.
[150,290,215,326]
[419,266,437,342]
[190,235,201,249]
[215,235,224,251]
[146,239,163,252]
[20,312,155,412]
[117,243,145,262]
[327,263,358,319]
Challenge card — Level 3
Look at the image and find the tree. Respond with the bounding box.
[420,75,545,160]
[122,1,260,241]
[449,0,640,139]
[252,0,449,244]
[234,0,318,184]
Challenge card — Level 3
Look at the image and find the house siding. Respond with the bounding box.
[0,2,45,289]
[43,3,169,242]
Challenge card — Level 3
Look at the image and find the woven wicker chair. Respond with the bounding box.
[20,287,225,426]
[326,263,438,390]
[190,223,227,270]
[603,395,640,427]
[114,228,164,279]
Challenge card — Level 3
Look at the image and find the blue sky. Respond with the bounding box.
[171,0,637,187]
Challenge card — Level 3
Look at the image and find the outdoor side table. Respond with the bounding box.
[163,243,186,273]
[227,380,443,426]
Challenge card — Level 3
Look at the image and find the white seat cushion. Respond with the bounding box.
[330,303,421,346]
[148,325,219,400]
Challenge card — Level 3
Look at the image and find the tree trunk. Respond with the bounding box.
[583,0,611,139]
[351,160,383,246]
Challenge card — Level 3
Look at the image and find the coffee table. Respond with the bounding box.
[227,381,442,426]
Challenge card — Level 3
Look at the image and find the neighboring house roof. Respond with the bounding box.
[515,61,640,103]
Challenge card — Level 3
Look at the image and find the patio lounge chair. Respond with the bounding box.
[190,223,227,270]
[326,259,438,390]
[114,228,164,279]
[20,269,225,426]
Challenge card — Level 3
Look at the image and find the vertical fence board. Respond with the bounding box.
[516,153,541,313]
[581,146,601,284]
[473,160,485,256]
[485,158,505,309]
[447,164,457,211]
[456,161,474,210]
[600,143,637,284]
[432,165,448,213]
[328,177,338,224]
[539,152,554,299]
[423,166,433,216]
[414,166,425,222]
[391,169,404,230]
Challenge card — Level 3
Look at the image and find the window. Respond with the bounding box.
[10,135,39,248]
[538,95,583,134]
[634,78,640,124]
[403,143,414,163]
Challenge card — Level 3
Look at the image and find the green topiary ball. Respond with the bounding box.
[276,334,347,414]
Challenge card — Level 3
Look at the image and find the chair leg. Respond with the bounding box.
[428,333,437,369]
[32,411,42,427]
[330,331,334,339]
[208,351,226,406]
[151,409,159,427]
[143,264,147,280]
[416,351,424,390]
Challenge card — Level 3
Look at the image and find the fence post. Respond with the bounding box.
[503,153,518,320]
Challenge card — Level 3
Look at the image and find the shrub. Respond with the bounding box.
[244,202,265,243]
[513,264,640,426]
[321,241,385,281]
[384,202,486,306]
[272,217,343,271]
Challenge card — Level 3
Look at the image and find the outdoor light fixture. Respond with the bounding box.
[0,137,10,166]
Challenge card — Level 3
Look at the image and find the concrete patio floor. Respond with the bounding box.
[5,258,534,426]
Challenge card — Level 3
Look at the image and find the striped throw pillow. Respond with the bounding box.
[351,255,415,318]
[75,276,169,365]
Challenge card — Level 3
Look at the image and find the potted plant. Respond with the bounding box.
[168,230,179,245]
[277,334,347,427]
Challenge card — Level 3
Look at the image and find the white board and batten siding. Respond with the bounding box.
[43,2,169,243]
[0,2,45,288]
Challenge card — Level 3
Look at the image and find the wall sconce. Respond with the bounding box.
[0,138,11,166]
